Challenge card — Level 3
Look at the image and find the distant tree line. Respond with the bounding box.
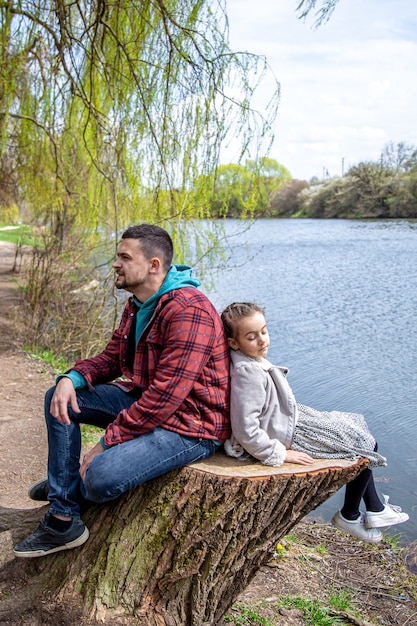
[269,142,417,219]
[212,142,417,220]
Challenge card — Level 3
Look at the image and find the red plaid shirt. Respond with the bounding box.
[72,288,231,446]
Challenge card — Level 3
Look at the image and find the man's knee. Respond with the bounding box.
[83,476,122,503]
[82,459,122,503]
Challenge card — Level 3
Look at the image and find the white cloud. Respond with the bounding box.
[224,0,417,180]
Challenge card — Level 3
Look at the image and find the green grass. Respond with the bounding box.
[328,589,353,612]
[275,531,299,557]
[275,531,327,561]
[224,604,275,625]
[26,346,70,375]
[81,423,102,447]
[226,530,358,626]
[225,591,358,626]
[277,596,343,626]
[382,532,401,549]
[0,223,37,246]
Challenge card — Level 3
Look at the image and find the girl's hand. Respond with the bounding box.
[285,450,315,465]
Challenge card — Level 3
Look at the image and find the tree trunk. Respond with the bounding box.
[3,453,367,625]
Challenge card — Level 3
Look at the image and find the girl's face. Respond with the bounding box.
[228,311,270,358]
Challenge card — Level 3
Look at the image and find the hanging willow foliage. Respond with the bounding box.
[296,0,340,27]
[1,0,337,356]
[0,1,280,243]
[1,0,283,355]
[2,0,340,359]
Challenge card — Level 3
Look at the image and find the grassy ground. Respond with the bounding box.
[0,223,37,246]
[222,521,417,626]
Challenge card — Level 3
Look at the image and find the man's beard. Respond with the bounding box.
[115,275,126,289]
[115,275,143,293]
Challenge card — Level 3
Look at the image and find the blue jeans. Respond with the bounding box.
[44,384,217,518]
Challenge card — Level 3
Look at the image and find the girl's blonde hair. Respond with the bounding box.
[221,302,265,339]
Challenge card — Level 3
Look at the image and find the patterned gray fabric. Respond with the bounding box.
[291,404,387,469]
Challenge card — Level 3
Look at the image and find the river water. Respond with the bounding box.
[204,219,417,543]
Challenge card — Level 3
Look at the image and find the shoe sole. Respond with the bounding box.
[13,527,89,558]
[28,477,49,501]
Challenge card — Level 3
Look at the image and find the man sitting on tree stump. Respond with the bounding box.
[14,223,231,558]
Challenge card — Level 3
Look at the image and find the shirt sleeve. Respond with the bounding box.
[56,370,87,390]
[262,440,287,467]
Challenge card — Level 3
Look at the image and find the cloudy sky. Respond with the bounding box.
[225,0,417,181]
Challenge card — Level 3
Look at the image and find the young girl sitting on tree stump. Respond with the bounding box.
[221,302,409,543]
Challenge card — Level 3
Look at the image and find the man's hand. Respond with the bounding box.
[50,377,81,425]
[80,441,104,481]
[285,450,315,465]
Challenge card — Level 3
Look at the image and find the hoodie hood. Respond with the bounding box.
[133,264,200,342]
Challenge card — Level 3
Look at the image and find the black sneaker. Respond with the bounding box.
[28,478,93,515]
[13,512,89,558]
[28,478,50,501]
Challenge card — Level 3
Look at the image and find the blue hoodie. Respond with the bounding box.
[132,264,200,343]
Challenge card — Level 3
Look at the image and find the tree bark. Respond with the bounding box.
[2,453,367,625]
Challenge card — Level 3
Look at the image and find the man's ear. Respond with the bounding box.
[227,337,239,350]
[149,257,161,273]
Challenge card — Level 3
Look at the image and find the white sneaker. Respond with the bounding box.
[331,510,382,543]
[365,495,409,529]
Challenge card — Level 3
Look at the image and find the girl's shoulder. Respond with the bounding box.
[230,350,290,377]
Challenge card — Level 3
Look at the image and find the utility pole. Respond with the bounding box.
[341,157,345,176]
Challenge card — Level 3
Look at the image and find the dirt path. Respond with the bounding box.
[0,243,54,511]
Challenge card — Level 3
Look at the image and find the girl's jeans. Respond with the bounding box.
[45,383,217,519]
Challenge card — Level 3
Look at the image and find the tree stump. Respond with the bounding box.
[3,452,367,625]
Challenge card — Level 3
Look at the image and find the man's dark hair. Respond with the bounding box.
[122,224,174,271]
